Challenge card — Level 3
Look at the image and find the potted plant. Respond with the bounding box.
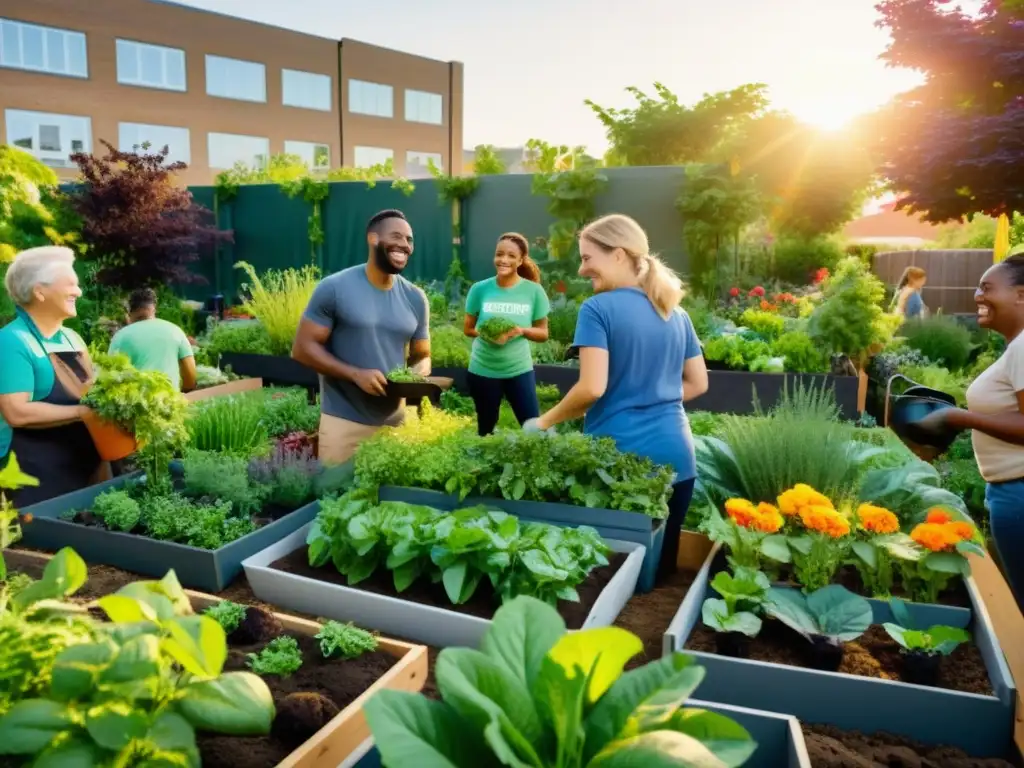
[82,353,189,475]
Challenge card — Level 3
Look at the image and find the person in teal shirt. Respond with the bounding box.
[0,246,104,506]
[463,232,551,435]
[109,288,197,392]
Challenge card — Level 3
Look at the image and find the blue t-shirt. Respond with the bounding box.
[573,288,702,482]
[905,291,924,319]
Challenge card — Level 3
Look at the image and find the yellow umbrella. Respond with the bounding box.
[994,213,1011,263]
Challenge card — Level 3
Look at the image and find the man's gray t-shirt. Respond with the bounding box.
[303,265,428,426]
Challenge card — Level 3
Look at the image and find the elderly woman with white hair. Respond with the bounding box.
[0,246,103,505]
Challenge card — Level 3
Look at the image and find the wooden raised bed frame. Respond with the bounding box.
[185,377,264,402]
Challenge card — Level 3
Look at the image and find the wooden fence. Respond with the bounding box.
[873,249,994,315]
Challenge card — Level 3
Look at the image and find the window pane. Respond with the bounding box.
[45,29,65,72]
[208,132,270,169]
[354,146,392,168]
[282,69,330,110]
[119,122,190,164]
[1,22,20,67]
[21,25,44,69]
[5,109,90,166]
[66,32,86,76]
[116,40,137,82]
[39,124,61,152]
[140,45,162,84]
[166,49,185,89]
[6,111,33,150]
[206,55,265,102]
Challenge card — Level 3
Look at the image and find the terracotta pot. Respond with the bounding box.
[82,411,137,461]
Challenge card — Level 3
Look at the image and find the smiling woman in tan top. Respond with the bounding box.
[919,253,1024,611]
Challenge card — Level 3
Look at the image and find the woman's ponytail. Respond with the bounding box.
[518,254,541,283]
[637,253,684,320]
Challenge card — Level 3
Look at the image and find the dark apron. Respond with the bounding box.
[5,328,102,507]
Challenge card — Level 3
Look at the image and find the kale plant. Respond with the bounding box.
[247,635,303,676]
[315,621,378,659]
[204,601,248,634]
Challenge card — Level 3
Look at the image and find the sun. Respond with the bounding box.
[798,107,856,132]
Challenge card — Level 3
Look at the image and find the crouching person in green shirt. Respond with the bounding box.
[462,232,551,435]
[109,288,197,392]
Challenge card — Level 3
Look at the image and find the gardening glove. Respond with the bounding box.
[522,418,553,435]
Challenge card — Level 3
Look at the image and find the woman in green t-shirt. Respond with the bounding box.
[463,233,551,435]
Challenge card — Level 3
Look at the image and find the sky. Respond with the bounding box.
[171,0,926,154]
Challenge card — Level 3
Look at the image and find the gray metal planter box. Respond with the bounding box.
[243,523,645,649]
[18,474,321,593]
[378,485,665,593]
[662,545,1016,757]
[767,583,972,629]
[348,700,811,768]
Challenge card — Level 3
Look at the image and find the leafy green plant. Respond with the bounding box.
[738,308,785,341]
[91,489,142,533]
[882,621,970,656]
[387,367,427,383]
[246,635,303,676]
[764,585,872,665]
[0,453,39,581]
[182,451,266,516]
[83,353,189,486]
[235,261,319,356]
[431,324,472,368]
[770,331,829,373]
[364,595,757,768]
[702,335,771,370]
[478,316,518,343]
[315,621,378,660]
[204,601,248,634]
[899,316,974,372]
[257,387,320,437]
[547,304,580,345]
[0,549,275,764]
[809,257,899,363]
[701,567,770,643]
[248,444,322,509]
[198,320,275,361]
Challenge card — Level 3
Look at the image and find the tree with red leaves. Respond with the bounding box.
[67,140,231,289]
[872,0,1024,222]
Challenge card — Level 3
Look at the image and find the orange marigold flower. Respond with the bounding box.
[948,521,976,541]
[725,498,758,528]
[910,522,961,552]
[754,503,784,533]
[856,504,900,535]
[926,508,953,525]
[800,505,850,538]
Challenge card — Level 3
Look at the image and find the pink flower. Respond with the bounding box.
[748,286,765,298]
[729,287,740,298]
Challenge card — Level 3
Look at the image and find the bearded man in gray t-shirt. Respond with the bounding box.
[292,209,431,464]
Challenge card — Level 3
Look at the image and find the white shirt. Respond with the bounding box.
[966,333,1024,482]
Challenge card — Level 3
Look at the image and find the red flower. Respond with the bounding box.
[748,286,765,298]
[774,292,796,304]
[813,268,830,285]
[729,287,740,298]
[554,280,567,294]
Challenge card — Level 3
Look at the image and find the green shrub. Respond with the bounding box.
[809,257,899,361]
[703,335,771,370]
[772,236,844,284]
[900,316,974,371]
[738,308,785,341]
[771,331,829,373]
[902,363,970,406]
[547,303,579,344]
[431,324,471,368]
[201,320,275,360]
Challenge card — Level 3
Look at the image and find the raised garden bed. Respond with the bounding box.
[432,366,859,418]
[0,549,428,768]
[185,376,264,402]
[17,474,321,592]
[242,523,645,648]
[349,699,813,768]
[220,352,318,390]
[662,545,1016,757]
[378,485,683,593]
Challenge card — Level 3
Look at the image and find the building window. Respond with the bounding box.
[405,90,443,125]
[354,146,393,169]
[116,39,185,91]
[284,140,330,170]
[205,55,266,102]
[119,122,190,165]
[208,132,269,170]
[348,79,393,118]
[0,18,87,78]
[406,151,442,177]
[5,109,91,167]
[282,69,331,111]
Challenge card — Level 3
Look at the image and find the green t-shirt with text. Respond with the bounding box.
[465,277,550,379]
[109,318,193,390]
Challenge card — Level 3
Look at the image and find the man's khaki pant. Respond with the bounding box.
[317,412,380,465]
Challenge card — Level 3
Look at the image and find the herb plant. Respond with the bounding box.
[247,635,303,676]
[0,549,275,765]
[0,452,39,581]
[83,353,190,486]
[187,393,270,456]
[205,600,248,634]
[248,444,322,509]
[183,451,266,516]
[386,367,426,383]
[364,596,757,768]
[315,621,378,659]
[91,489,142,532]
[477,315,518,343]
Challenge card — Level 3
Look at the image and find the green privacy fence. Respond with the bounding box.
[183,166,689,300]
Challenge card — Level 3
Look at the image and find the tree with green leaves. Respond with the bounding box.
[586,83,769,166]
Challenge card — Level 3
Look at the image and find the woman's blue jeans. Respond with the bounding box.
[985,479,1024,613]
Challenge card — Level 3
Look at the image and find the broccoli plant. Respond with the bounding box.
[315,621,378,660]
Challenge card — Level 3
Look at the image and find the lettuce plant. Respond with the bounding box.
[247,636,303,677]
[315,621,378,660]
[701,568,770,655]
[0,549,275,765]
[364,596,757,768]
[763,585,872,670]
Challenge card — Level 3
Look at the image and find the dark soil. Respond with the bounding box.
[615,568,696,669]
[686,619,993,696]
[828,565,971,608]
[802,724,1016,767]
[269,547,628,630]
[196,619,396,768]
